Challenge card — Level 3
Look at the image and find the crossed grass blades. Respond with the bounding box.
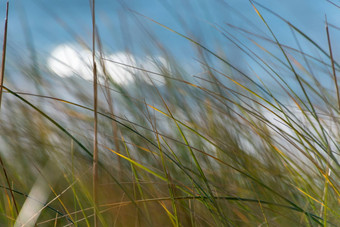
[0,1,340,226]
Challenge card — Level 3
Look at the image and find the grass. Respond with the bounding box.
[0,1,339,226]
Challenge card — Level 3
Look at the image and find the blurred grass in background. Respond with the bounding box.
[0,0,340,226]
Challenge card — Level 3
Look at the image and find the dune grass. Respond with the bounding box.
[0,1,339,226]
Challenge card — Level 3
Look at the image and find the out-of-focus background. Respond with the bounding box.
[3,0,340,88]
[1,0,340,226]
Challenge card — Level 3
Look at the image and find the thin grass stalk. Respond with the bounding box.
[248,2,338,170]
[121,135,152,225]
[0,1,8,108]
[253,1,340,68]
[321,17,337,225]
[0,157,18,216]
[90,0,99,226]
[326,0,340,9]
[20,177,80,226]
[325,16,340,111]
[96,33,122,179]
[64,171,91,226]
[148,81,228,224]
[145,107,179,226]
[0,1,18,216]
[4,86,148,222]
[0,185,71,222]
[36,192,331,226]
[53,213,58,227]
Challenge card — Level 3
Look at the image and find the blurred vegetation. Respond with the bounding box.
[0,1,340,226]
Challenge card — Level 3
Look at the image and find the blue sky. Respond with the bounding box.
[1,0,340,94]
[3,0,336,55]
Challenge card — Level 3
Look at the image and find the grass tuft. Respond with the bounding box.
[0,1,340,226]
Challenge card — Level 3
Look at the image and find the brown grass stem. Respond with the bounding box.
[90,0,99,226]
[325,16,340,111]
[0,1,19,216]
[0,1,9,108]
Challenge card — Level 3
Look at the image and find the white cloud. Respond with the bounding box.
[141,56,168,86]
[48,44,169,87]
[48,44,83,78]
[103,52,136,85]
[47,44,93,80]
